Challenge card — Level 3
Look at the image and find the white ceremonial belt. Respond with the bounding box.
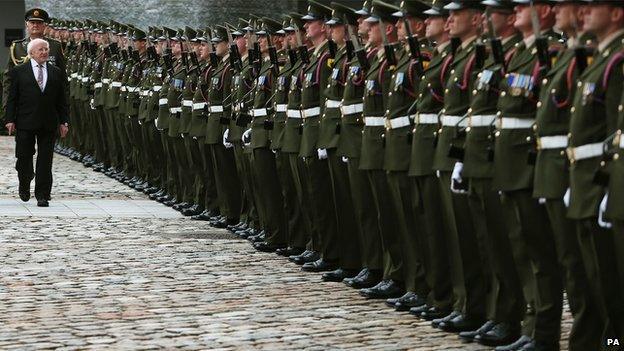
[387,116,411,129]
[101,78,111,84]
[302,107,321,118]
[499,117,535,129]
[94,82,103,89]
[414,113,439,125]
[209,105,224,113]
[140,90,150,96]
[193,102,206,111]
[619,134,624,148]
[287,109,302,118]
[158,98,168,106]
[567,142,603,162]
[153,85,162,92]
[275,104,287,112]
[182,100,194,107]
[81,77,90,83]
[67,77,72,82]
[325,100,341,109]
[126,86,138,93]
[70,73,78,78]
[537,135,568,150]
[441,115,467,127]
[120,86,127,92]
[252,108,268,117]
[111,81,122,87]
[364,116,385,127]
[340,103,363,116]
[169,107,182,114]
[76,74,83,80]
[469,114,496,127]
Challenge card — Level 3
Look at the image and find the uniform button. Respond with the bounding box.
[495,131,501,137]
[551,89,556,94]
[505,74,510,79]
[560,150,565,156]
[477,73,482,78]
[419,93,423,98]
[601,161,606,167]
[619,105,623,112]
[467,108,472,113]
[526,136,531,142]
[450,69,455,74]
[614,153,620,160]
[501,91,506,97]
[577,82,582,88]
[445,89,449,93]
[453,77,458,82]
[568,132,572,138]
[421,75,425,80]
[496,111,502,116]
[466,127,471,133]
[533,124,538,131]
[412,128,417,133]
[427,83,432,87]
[542,79,548,85]
[537,101,542,108]
[438,128,443,133]
[472,89,477,95]
[571,107,575,113]
[389,92,392,96]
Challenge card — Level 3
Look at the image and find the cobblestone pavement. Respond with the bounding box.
[0,136,571,350]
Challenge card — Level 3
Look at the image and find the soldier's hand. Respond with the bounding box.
[5,123,15,135]
[317,148,328,160]
[59,124,69,138]
[563,188,571,208]
[598,193,612,229]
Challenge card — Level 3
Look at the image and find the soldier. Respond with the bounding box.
[357,0,406,300]
[407,0,454,321]
[458,0,526,346]
[492,1,563,349]
[568,0,624,346]
[383,0,432,311]
[3,8,66,111]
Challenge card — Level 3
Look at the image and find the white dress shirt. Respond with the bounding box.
[30,59,48,91]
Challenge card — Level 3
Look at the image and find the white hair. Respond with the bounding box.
[27,38,49,56]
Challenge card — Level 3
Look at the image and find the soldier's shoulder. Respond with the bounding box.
[45,37,63,48]
[11,38,26,45]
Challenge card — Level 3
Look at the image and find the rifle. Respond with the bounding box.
[344,16,369,70]
[328,38,337,59]
[226,24,243,71]
[249,20,262,75]
[570,12,588,73]
[206,29,219,67]
[378,19,396,68]
[530,1,550,70]
[293,23,310,64]
[266,31,280,74]
[485,7,504,65]
[401,13,424,75]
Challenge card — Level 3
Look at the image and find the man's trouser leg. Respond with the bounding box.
[253,148,287,245]
[412,175,454,311]
[468,178,525,324]
[504,190,562,345]
[367,169,404,282]
[346,157,382,271]
[210,144,242,220]
[198,139,219,213]
[288,153,315,251]
[327,150,361,271]
[387,170,428,296]
[276,151,307,250]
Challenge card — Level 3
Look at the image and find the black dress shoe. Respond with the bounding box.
[289,250,319,265]
[253,241,286,253]
[302,258,338,272]
[409,303,431,317]
[276,247,305,257]
[19,191,30,202]
[519,340,559,351]
[459,320,496,342]
[344,268,382,289]
[439,314,485,333]
[493,335,533,351]
[321,268,359,282]
[386,291,415,308]
[476,322,521,347]
[359,279,404,299]
[182,204,204,216]
[213,217,238,229]
[173,202,191,211]
[163,199,177,207]
[422,307,453,322]
[394,292,427,311]
[37,199,49,207]
[432,310,461,328]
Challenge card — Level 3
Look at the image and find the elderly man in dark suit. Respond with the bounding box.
[4,38,69,207]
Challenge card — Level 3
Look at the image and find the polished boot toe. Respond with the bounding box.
[423,307,454,322]
[492,335,533,351]
[253,241,286,253]
[321,268,359,282]
[302,258,338,272]
[459,320,496,343]
[409,303,431,317]
[394,293,427,311]
[345,268,382,289]
[439,314,485,333]
[432,311,461,328]
[276,247,304,257]
[359,279,404,299]
[36,199,49,207]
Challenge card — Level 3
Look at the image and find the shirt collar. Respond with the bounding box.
[598,29,624,53]
[314,39,328,56]
[31,60,46,69]
[461,35,478,50]
[436,40,450,54]
[222,53,230,63]
[523,34,536,48]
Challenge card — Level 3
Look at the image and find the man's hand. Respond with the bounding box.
[59,124,69,138]
[5,123,15,135]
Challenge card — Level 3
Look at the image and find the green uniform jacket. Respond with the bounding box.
[359,45,396,170]
[204,56,232,145]
[103,56,126,110]
[179,64,199,135]
[155,58,174,131]
[568,32,624,219]
[299,41,332,157]
[533,33,594,199]
[463,35,522,178]
[383,45,429,171]
[124,55,147,118]
[408,42,452,177]
[493,34,562,192]
[250,57,276,149]
[281,48,310,154]
[270,52,302,151]
[166,62,187,137]
[229,57,254,143]
[433,38,478,172]
[337,46,378,158]
[188,61,212,138]
[318,46,348,150]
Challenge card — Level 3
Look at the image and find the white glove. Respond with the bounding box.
[563,188,571,208]
[89,98,95,110]
[436,170,441,178]
[539,198,546,205]
[450,162,467,194]
[242,128,252,146]
[317,148,328,160]
[223,128,233,149]
[598,193,613,229]
[272,149,277,154]
[342,156,349,163]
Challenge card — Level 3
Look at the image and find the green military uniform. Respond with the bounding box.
[461,21,526,341]
[569,27,624,344]
[533,31,603,350]
[407,2,453,316]
[494,24,563,347]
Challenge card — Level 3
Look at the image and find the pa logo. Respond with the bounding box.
[607,338,620,347]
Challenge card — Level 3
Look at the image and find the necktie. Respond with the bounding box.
[37,64,44,91]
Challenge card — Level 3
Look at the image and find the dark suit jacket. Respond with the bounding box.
[4,60,68,131]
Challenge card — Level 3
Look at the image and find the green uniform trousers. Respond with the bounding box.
[288,153,315,251]
[233,144,258,227]
[411,175,454,311]
[184,136,204,207]
[387,171,428,295]
[252,148,287,245]
[346,157,382,271]
[275,151,307,249]
[327,150,361,271]
[210,144,242,220]
[198,139,219,213]
[468,178,524,324]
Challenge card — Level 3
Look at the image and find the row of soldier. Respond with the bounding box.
[31,0,624,350]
